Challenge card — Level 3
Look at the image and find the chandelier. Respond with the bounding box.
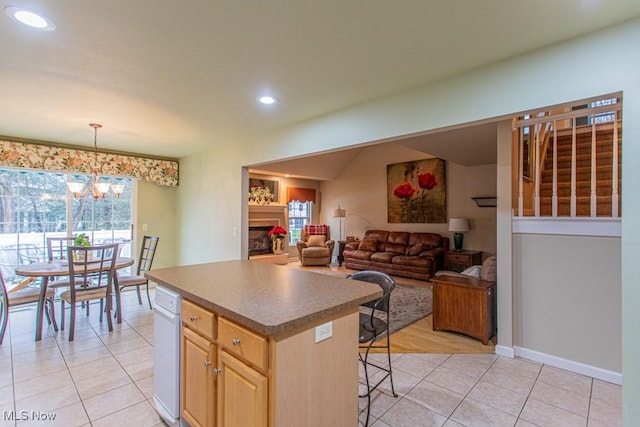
[66,123,125,199]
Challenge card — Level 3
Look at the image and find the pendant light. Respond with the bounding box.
[67,123,124,199]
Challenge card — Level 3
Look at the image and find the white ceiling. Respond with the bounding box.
[1,1,639,167]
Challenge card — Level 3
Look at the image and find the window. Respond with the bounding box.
[288,201,311,245]
[0,168,133,284]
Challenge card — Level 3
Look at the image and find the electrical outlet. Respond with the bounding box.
[233,227,237,237]
[142,224,148,231]
[315,321,333,343]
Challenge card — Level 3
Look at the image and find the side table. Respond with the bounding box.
[337,240,347,266]
[431,275,496,345]
[444,250,482,272]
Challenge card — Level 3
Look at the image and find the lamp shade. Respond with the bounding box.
[448,218,469,232]
[332,206,346,218]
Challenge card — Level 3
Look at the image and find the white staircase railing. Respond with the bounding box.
[514,98,622,218]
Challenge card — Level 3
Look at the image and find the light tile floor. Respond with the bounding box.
[1,288,622,427]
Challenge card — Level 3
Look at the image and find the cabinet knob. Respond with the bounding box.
[204,361,211,367]
[190,315,198,321]
[213,368,221,375]
[232,338,241,346]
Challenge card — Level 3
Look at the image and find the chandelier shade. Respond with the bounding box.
[66,123,124,199]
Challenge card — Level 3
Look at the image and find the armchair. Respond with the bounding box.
[296,225,335,266]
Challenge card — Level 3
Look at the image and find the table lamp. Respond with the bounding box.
[332,205,346,241]
[448,218,469,252]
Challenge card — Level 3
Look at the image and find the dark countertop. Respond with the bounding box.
[146,260,381,339]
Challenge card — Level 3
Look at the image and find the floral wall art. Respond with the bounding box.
[248,178,279,204]
[387,158,446,223]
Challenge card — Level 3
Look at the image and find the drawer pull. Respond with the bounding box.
[232,338,241,346]
[204,361,211,367]
[190,315,198,321]
[213,368,221,375]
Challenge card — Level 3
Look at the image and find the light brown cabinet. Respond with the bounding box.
[431,275,496,345]
[182,326,216,427]
[217,350,268,427]
[181,298,360,426]
[181,300,268,427]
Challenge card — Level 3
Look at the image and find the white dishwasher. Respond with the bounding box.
[153,286,182,427]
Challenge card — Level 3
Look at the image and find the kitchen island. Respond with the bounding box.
[146,260,381,427]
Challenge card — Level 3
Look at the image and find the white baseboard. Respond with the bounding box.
[494,345,515,358]
[512,346,622,385]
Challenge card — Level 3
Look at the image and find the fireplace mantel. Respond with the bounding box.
[248,203,287,213]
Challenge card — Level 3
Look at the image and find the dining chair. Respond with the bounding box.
[47,236,75,262]
[46,236,77,291]
[116,235,159,313]
[347,270,398,427]
[0,270,57,344]
[59,243,118,341]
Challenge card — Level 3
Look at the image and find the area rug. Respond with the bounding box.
[383,283,432,334]
[305,268,432,334]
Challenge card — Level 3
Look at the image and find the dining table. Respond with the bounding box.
[15,256,134,341]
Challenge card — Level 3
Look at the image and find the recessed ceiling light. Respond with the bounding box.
[5,6,56,30]
[258,96,278,105]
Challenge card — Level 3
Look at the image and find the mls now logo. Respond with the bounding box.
[3,410,57,421]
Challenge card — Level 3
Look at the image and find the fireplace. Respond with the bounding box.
[248,226,274,256]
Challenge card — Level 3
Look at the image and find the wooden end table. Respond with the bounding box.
[444,250,482,272]
[431,274,496,345]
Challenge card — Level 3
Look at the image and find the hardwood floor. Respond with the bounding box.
[285,260,495,354]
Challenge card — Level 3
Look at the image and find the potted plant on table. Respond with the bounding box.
[267,225,287,255]
[73,233,91,261]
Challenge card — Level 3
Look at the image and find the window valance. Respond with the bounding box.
[287,187,316,204]
[0,139,178,187]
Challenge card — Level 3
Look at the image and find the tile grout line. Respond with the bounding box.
[442,354,500,425]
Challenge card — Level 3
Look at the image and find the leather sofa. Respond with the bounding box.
[343,230,448,281]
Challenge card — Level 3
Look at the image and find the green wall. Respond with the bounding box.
[135,179,176,269]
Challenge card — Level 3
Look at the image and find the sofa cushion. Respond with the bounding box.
[406,243,428,256]
[371,252,397,263]
[303,246,331,258]
[480,256,497,281]
[307,235,326,247]
[408,232,442,248]
[387,231,410,245]
[343,249,374,261]
[363,230,389,244]
[392,255,432,268]
[358,238,378,252]
[384,242,407,254]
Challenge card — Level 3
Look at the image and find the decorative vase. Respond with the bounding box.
[453,232,464,251]
[272,237,286,255]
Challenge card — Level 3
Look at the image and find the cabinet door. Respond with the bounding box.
[182,326,216,427]
[217,350,267,427]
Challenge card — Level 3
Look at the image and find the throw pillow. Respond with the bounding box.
[358,238,378,252]
[461,265,481,277]
[406,243,426,256]
[307,235,326,247]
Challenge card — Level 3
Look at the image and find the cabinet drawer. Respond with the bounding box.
[446,254,469,263]
[182,300,215,341]
[218,317,268,371]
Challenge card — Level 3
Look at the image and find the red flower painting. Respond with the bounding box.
[393,182,416,199]
[387,158,446,223]
[417,172,437,190]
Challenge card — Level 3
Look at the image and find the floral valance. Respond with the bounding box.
[0,140,178,187]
